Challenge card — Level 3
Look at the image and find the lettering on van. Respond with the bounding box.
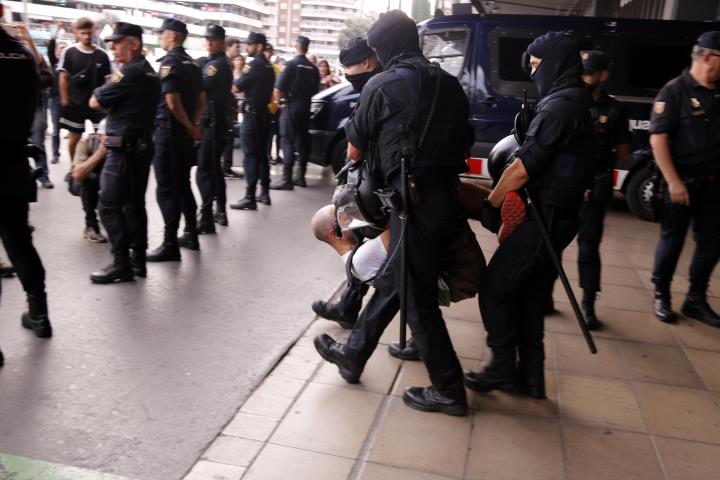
[629,119,650,131]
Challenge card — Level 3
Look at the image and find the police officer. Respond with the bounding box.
[464,32,594,399]
[313,11,475,416]
[0,10,52,366]
[196,24,233,234]
[577,50,630,329]
[88,23,161,283]
[229,32,275,211]
[269,35,319,190]
[147,18,205,261]
[650,31,720,327]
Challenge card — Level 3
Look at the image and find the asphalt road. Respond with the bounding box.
[0,149,343,479]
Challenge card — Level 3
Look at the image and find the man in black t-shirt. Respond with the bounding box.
[58,17,111,162]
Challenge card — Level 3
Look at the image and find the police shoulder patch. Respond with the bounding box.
[111,70,124,83]
[160,65,172,77]
[599,115,608,124]
[690,97,701,109]
[207,65,217,76]
[654,101,666,114]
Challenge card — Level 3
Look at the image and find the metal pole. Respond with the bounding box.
[398,156,408,349]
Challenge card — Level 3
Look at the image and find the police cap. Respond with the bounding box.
[243,32,267,45]
[697,31,720,50]
[204,24,225,40]
[153,18,188,36]
[581,50,609,74]
[105,22,143,42]
[296,36,311,49]
[339,38,374,67]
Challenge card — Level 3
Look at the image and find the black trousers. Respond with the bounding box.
[345,175,466,400]
[279,102,311,172]
[196,124,227,213]
[221,121,235,172]
[480,210,578,373]
[98,144,152,252]
[577,172,613,293]
[652,177,720,293]
[0,197,46,297]
[81,168,102,229]
[241,111,270,197]
[153,125,197,234]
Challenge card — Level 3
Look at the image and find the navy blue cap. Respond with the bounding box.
[581,50,609,74]
[296,35,310,49]
[339,37,374,67]
[204,24,225,39]
[697,31,720,50]
[527,31,567,58]
[105,22,143,42]
[243,32,267,45]
[153,18,188,36]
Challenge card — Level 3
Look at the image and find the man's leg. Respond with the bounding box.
[30,99,51,187]
[213,131,228,214]
[292,109,311,187]
[256,113,271,204]
[270,107,294,190]
[148,126,182,261]
[195,126,216,233]
[49,96,61,162]
[127,146,152,277]
[177,136,199,249]
[81,169,105,242]
[231,114,259,210]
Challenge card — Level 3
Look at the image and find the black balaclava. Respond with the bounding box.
[367,10,422,69]
[346,65,382,91]
[527,31,583,97]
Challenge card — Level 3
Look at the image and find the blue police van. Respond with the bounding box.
[308,12,718,221]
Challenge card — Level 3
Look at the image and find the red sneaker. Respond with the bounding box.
[498,191,526,244]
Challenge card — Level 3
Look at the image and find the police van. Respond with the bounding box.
[308,12,717,221]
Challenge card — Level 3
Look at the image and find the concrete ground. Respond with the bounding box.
[184,200,720,480]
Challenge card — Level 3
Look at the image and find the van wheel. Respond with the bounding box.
[330,139,349,175]
[625,167,656,222]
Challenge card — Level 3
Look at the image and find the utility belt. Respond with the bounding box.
[241,102,260,114]
[104,133,151,152]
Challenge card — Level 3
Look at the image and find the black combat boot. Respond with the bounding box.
[403,386,468,416]
[464,348,519,393]
[214,209,228,226]
[21,292,52,338]
[313,334,362,384]
[130,248,146,277]
[582,290,600,330]
[90,250,135,284]
[518,348,546,399]
[0,348,4,367]
[269,167,294,190]
[311,281,368,328]
[388,337,421,361]
[682,289,720,328]
[293,165,307,188]
[197,208,216,234]
[653,288,676,323]
[230,191,257,211]
[257,187,272,205]
[178,230,200,250]
[147,229,181,262]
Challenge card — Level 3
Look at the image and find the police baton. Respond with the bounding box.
[524,188,597,354]
[397,154,409,350]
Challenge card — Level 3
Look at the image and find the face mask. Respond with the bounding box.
[346,66,380,91]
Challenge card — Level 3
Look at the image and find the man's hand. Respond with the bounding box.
[187,125,203,142]
[668,180,690,206]
[347,142,363,163]
[478,199,501,233]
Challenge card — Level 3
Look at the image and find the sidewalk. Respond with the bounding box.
[184,207,720,480]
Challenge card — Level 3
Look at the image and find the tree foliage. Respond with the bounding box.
[337,15,377,50]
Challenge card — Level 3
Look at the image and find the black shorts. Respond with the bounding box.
[60,105,105,134]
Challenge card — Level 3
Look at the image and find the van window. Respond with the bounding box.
[498,37,532,82]
[627,43,690,91]
[421,28,469,77]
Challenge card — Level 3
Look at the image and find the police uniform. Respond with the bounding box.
[195,25,233,233]
[230,32,275,211]
[650,31,720,327]
[577,51,629,327]
[0,25,52,349]
[89,23,161,284]
[270,36,319,190]
[313,11,475,416]
[147,18,204,260]
[465,32,594,399]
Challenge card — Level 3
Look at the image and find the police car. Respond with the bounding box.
[308,12,717,221]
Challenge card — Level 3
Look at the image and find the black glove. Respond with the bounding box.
[479,198,501,233]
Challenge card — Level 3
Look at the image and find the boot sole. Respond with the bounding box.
[90,273,135,284]
[313,336,360,384]
[681,306,720,328]
[402,394,468,416]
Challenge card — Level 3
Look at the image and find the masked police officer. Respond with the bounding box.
[147,18,205,261]
[230,32,275,211]
[313,11,475,416]
[88,23,161,283]
[0,11,52,365]
[577,50,630,328]
[464,32,594,399]
[196,24,233,234]
[650,31,720,327]
[269,36,319,190]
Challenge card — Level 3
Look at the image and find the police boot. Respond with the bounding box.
[21,292,53,338]
[518,349,546,399]
[313,333,362,384]
[388,337,421,361]
[653,288,676,323]
[197,208,216,234]
[403,386,468,417]
[214,210,229,226]
[292,165,307,188]
[257,187,272,205]
[230,191,257,211]
[90,250,135,284]
[682,290,720,328]
[463,349,519,393]
[0,348,4,368]
[178,229,200,251]
[270,168,294,190]
[130,249,146,277]
[582,290,601,330]
[147,230,181,262]
[311,281,368,329]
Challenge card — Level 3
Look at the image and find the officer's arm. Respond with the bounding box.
[233,63,256,92]
[345,86,378,163]
[488,157,529,208]
[274,63,293,104]
[89,95,108,112]
[194,91,207,126]
[166,93,197,132]
[72,143,107,182]
[650,133,689,205]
